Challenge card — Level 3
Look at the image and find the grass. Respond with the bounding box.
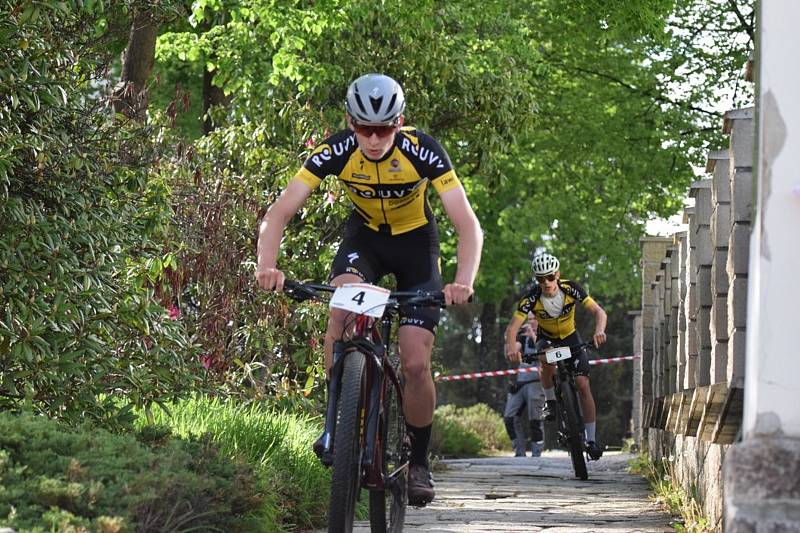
[137,396,332,531]
[628,452,715,532]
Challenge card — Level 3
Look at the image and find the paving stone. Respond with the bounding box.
[329,452,676,532]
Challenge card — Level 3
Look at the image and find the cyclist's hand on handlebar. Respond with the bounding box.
[443,282,473,306]
[505,343,522,365]
[593,331,607,347]
[255,266,285,292]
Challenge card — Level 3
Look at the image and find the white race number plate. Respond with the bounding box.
[330,283,391,318]
[545,346,572,363]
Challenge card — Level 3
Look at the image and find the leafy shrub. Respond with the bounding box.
[0,411,268,532]
[0,1,205,426]
[430,403,508,457]
[456,403,511,452]
[430,405,482,457]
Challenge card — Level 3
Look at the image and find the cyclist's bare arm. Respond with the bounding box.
[256,178,313,292]
[586,301,608,346]
[504,314,526,364]
[438,186,483,305]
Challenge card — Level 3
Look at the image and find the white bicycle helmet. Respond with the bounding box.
[345,73,405,125]
[531,253,560,276]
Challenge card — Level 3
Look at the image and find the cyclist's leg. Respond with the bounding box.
[572,349,596,424]
[389,222,441,504]
[572,347,602,459]
[535,339,557,419]
[325,223,384,373]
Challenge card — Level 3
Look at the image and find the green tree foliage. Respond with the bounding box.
[0,1,206,425]
[140,0,753,418]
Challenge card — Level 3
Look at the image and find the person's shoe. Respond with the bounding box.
[313,432,333,467]
[542,400,557,421]
[530,441,544,457]
[407,464,435,506]
[585,440,604,461]
[514,451,526,457]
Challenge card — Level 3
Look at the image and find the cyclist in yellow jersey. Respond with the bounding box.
[256,73,483,505]
[504,253,607,460]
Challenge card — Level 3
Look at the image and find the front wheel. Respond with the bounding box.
[559,379,588,480]
[328,351,367,533]
[369,376,408,533]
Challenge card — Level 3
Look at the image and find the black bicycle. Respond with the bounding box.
[525,341,595,480]
[283,280,447,533]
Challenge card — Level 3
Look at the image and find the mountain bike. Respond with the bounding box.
[283,279,447,533]
[525,341,595,480]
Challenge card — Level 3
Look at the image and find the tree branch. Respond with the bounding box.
[727,0,755,44]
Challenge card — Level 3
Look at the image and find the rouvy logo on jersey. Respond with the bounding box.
[309,135,356,167]
[400,138,446,169]
[345,181,423,199]
[400,317,426,327]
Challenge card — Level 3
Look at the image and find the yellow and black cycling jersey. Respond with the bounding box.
[513,280,596,340]
[294,127,461,235]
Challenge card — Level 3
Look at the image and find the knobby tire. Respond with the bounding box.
[560,379,588,480]
[368,375,408,532]
[328,351,367,533]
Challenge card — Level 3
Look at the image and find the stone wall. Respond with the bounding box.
[634,105,753,531]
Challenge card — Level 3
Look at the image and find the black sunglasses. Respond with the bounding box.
[536,274,557,282]
[350,119,399,138]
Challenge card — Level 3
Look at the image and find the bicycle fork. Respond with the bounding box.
[318,340,347,463]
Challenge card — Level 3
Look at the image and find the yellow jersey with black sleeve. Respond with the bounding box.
[293,127,461,235]
[513,280,597,340]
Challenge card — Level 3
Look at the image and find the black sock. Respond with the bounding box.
[406,423,432,467]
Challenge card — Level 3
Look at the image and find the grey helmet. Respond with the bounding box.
[345,73,405,125]
[531,253,560,276]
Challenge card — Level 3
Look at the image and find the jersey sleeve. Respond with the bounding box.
[294,130,357,189]
[400,129,461,194]
[513,295,533,320]
[563,280,596,308]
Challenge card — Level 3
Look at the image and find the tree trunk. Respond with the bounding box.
[112,8,158,120]
[203,66,229,134]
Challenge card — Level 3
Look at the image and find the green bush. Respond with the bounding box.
[0,411,268,532]
[456,403,510,452]
[431,403,509,458]
[0,0,205,426]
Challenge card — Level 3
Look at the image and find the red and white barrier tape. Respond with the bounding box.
[434,355,640,382]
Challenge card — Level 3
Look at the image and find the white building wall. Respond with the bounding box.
[744,0,800,439]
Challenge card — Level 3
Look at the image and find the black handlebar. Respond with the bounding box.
[282,279,461,308]
[522,340,597,364]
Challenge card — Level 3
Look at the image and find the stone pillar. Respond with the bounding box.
[653,273,665,399]
[725,3,800,530]
[708,150,731,384]
[689,180,713,387]
[675,232,688,389]
[725,107,754,390]
[631,310,643,444]
[683,208,698,389]
[639,236,673,437]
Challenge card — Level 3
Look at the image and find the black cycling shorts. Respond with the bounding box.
[534,331,591,377]
[330,215,442,333]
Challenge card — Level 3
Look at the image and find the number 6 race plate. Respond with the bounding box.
[330,283,391,318]
[545,346,572,363]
